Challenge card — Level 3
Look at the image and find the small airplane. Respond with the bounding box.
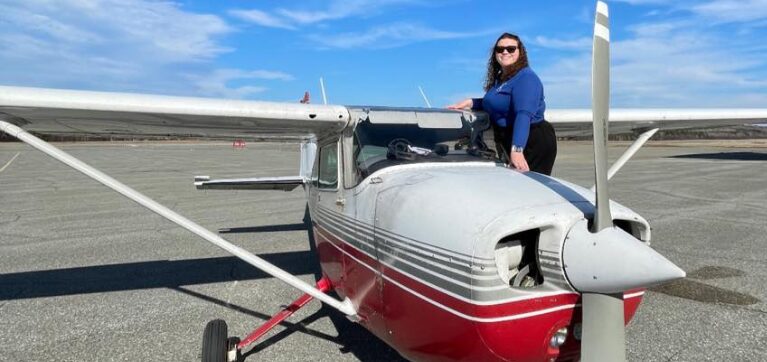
[1,2,766,361]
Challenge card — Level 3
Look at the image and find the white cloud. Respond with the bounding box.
[612,0,669,4]
[534,36,591,51]
[0,0,291,99]
[0,5,103,44]
[692,0,767,23]
[231,0,425,28]
[615,0,767,23]
[187,69,294,99]
[311,23,493,49]
[275,0,407,24]
[0,0,231,66]
[230,1,485,50]
[228,9,296,30]
[538,17,767,108]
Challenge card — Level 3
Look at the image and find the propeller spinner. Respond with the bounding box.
[561,2,686,361]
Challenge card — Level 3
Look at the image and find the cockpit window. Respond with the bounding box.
[318,142,338,190]
[352,119,499,184]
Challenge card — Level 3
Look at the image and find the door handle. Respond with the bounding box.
[336,198,345,206]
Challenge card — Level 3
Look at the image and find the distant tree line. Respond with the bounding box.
[564,125,767,141]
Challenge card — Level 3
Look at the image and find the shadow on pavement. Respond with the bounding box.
[670,151,767,161]
[0,251,314,300]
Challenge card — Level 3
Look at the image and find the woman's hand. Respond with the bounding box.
[446,98,473,110]
[509,151,529,172]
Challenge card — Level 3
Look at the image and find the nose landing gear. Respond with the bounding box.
[202,319,241,362]
[200,277,334,362]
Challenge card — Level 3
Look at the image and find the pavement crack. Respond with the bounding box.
[664,348,686,362]
[0,213,21,226]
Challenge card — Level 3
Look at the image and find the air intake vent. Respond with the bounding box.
[494,229,543,288]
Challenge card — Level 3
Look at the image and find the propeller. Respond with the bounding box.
[582,5,626,358]
[561,2,686,361]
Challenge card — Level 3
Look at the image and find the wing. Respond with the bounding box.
[4,85,767,139]
[0,85,359,317]
[0,85,349,140]
[547,108,767,137]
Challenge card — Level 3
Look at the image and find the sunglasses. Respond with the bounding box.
[494,46,518,54]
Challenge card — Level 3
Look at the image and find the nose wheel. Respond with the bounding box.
[202,319,240,362]
[200,277,334,361]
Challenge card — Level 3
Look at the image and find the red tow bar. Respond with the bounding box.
[236,277,333,350]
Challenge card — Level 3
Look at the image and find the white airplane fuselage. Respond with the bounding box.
[307,139,650,361]
[0,80,696,361]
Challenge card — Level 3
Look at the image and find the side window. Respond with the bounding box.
[352,133,387,185]
[310,149,320,187]
[318,142,338,190]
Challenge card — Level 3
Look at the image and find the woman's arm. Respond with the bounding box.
[508,73,544,171]
[447,98,483,110]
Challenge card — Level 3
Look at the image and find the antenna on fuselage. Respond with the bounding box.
[319,77,328,105]
[418,86,432,108]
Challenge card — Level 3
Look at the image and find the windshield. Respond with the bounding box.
[352,119,500,181]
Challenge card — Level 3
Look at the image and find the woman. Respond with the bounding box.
[448,33,556,175]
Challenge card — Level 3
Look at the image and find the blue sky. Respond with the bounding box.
[1,0,766,108]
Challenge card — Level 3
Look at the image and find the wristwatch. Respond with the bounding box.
[511,145,524,153]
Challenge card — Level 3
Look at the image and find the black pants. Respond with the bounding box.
[493,120,557,175]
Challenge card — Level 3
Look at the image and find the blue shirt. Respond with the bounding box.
[472,67,546,149]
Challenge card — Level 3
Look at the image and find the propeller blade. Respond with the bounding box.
[592,0,612,232]
[581,2,625,361]
[582,293,625,362]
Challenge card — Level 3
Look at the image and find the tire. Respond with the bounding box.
[201,319,228,362]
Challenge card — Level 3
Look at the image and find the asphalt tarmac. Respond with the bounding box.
[0,140,765,361]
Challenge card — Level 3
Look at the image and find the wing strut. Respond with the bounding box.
[590,128,659,190]
[0,119,357,317]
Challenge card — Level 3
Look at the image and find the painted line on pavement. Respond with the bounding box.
[0,152,20,174]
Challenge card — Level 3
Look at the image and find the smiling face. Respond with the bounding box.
[495,38,520,70]
[484,33,529,91]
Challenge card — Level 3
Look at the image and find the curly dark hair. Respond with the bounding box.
[483,33,529,92]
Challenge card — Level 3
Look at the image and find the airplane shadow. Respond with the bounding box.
[172,285,342,346]
[0,210,314,301]
[0,204,405,360]
[0,252,315,301]
[669,151,767,161]
[237,301,406,362]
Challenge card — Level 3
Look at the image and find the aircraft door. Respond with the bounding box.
[312,140,344,288]
[374,185,466,354]
[373,185,408,343]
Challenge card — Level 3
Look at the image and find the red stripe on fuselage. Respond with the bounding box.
[313,223,602,321]
[313,221,645,361]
